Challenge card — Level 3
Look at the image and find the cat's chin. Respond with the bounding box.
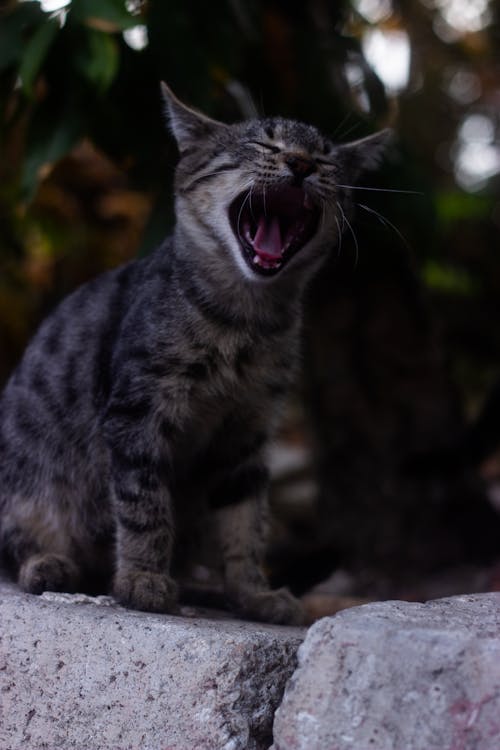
[228,185,320,278]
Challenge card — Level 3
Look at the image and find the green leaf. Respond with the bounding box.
[21,98,86,201]
[19,18,60,96]
[74,29,119,92]
[0,2,46,71]
[436,191,492,224]
[69,0,137,31]
[422,260,480,296]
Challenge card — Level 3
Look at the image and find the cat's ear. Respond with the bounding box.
[337,128,393,180]
[160,82,226,150]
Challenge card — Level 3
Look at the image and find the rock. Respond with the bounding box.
[271,593,500,750]
[0,579,304,750]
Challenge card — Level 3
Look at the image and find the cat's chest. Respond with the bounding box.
[164,334,290,469]
[187,335,284,407]
[156,327,296,428]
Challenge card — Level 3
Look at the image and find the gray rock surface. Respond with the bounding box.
[0,579,304,750]
[271,593,500,750]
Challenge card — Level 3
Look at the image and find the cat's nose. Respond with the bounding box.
[284,153,316,181]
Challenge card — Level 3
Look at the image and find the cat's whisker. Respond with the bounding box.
[337,184,422,195]
[357,202,411,251]
[339,202,346,233]
[236,189,252,245]
[330,111,355,141]
[338,203,359,268]
[319,199,327,236]
[334,214,343,259]
[329,111,367,144]
[313,187,330,204]
[249,185,255,222]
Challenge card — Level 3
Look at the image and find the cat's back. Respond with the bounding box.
[1,238,177,395]
[0,250,168,479]
[2,259,134,399]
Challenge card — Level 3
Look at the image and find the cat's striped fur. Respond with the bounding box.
[0,84,388,623]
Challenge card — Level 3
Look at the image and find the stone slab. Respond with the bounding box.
[0,580,304,750]
[271,593,500,750]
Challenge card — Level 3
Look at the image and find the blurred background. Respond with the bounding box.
[1,0,500,615]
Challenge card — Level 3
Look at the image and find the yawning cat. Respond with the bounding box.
[0,84,389,623]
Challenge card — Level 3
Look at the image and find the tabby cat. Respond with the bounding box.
[0,84,389,623]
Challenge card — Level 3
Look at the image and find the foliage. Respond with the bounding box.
[0,0,500,391]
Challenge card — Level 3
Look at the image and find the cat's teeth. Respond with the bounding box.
[253,254,282,270]
[243,222,253,244]
[283,223,306,252]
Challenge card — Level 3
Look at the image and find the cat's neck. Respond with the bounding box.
[170,225,306,331]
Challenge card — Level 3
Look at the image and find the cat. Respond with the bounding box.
[0,83,389,624]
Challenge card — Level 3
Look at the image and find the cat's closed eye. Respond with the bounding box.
[315,156,335,167]
[248,140,282,154]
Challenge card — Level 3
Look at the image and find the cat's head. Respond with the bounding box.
[162,83,391,283]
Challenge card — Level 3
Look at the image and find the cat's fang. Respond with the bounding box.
[243,223,253,244]
[253,254,282,270]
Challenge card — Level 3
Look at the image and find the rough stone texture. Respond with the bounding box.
[0,580,304,750]
[271,593,500,750]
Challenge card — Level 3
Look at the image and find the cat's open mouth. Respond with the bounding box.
[228,185,320,276]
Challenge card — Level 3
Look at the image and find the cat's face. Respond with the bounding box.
[226,118,338,278]
[162,84,390,283]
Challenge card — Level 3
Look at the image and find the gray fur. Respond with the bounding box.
[0,84,388,623]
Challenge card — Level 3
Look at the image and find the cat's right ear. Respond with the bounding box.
[160,82,226,151]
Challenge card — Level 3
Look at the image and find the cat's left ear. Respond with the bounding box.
[160,82,227,150]
[336,128,393,180]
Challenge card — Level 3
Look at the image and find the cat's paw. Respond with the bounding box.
[113,569,179,614]
[18,553,79,595]
[232,587,305,626]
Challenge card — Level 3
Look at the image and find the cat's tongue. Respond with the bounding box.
[253,216,282,260]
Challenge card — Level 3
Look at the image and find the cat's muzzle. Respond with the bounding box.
[228,185,320,276]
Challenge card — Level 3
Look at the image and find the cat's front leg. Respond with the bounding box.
[212,463,304,626]
[104,408,178,614]
[112,494,178,615]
